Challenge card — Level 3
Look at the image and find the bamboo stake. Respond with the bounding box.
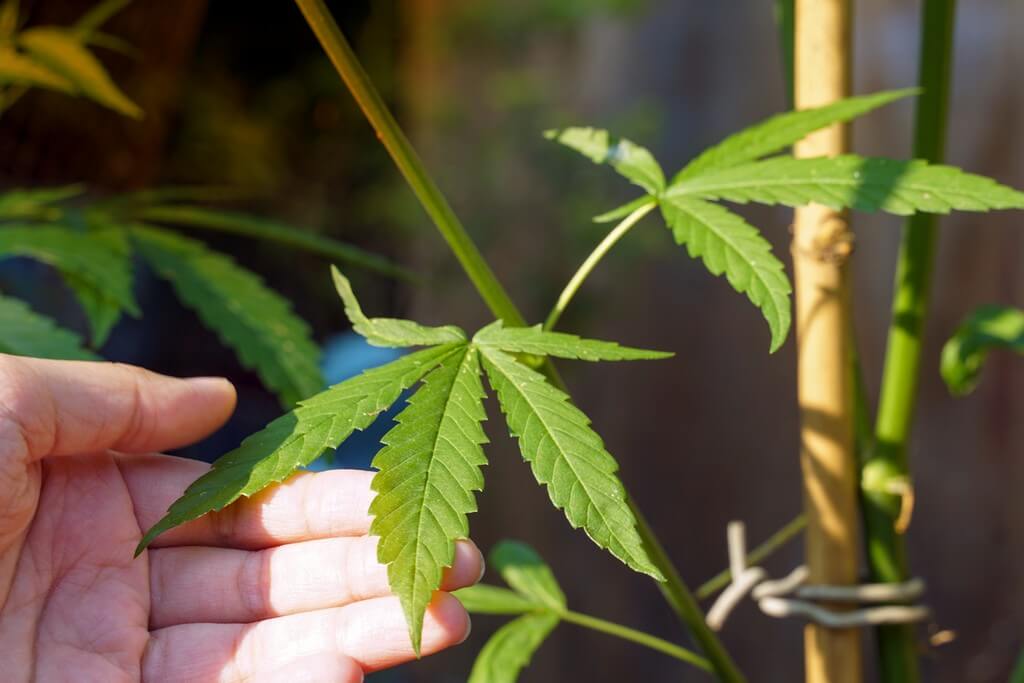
[792,1,863,681]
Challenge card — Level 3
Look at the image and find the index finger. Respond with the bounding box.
[0,355,236,460]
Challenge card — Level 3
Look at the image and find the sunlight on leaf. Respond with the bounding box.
[545,126,664,195]
[474,320,671,361]
[467,612,560,683]
[0,294,99,360]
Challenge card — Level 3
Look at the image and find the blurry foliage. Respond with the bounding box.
[0,0,140,117]
[0,182,407,407]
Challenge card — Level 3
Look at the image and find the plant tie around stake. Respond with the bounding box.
[706,522,930,632]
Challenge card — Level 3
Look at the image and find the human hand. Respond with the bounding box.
[0,355,480,682]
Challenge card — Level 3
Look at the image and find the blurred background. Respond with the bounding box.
[1,0,1022,680]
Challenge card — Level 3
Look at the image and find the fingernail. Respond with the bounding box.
[476,554,486,584]
[459,615,473,644]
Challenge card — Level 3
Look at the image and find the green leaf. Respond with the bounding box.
[16,27,141,118]
[132,226,323,407]
[0,225,138,344]
[136,343,461,554]
[467,612,559,683]
[474,321,671,362]
[371,345,488,654]
[545,127,665,195]
[0,44,75,93]
[63,226,133,345]
[332,266,465,348]
[0,294,99,360]
[135,204,412,280]
[667,156,1024,215]
[593,196,655,223]
[674,89,917,182]
[940,305,1024,396]
[659,197,791,352]
[479,346,662,581]
[490,540,566,610]
[454,585,537,615]
[0,185,83,219]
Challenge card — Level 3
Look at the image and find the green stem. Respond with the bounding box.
[543,200,656,331]
[291,2,743,680]
[560,608,712,673]
[292,0,523,326]
[864,1,956,681]
[695,514,807,600]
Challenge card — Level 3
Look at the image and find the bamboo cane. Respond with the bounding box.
[792,0,863,681]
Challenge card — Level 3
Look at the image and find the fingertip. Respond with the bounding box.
[423,592,472,653]
[441,539,485,591]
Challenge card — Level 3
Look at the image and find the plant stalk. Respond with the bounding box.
[543,200,656,331]
[560,608,712,673]
[792,1,863,681]
[291,1,743,680]
[864,1,957,681]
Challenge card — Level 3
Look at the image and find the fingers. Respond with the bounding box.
[119,454,376,549]
[248,654,363,683]
[0,355,236,460]
[144,593,470,682]
[148,537,483,628]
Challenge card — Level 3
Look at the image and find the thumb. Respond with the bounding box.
[0,355,237,461]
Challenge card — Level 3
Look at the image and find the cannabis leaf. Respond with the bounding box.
[0,294,99,360]
[474,320,671,361]
[15,27,142,118]
[141,270,669,650]
[941,305,1024,396]
[135,343,460,553]
[132,226,324,407]
[332,266,464,347]
[371,345,488,654]
[545,127,665,195]
[469,612,560,683]
[660,197,791,352]
[0,224,139,344]
[549,91,1024,352]
[667,156,1024,215]
[479,346,663,580]
[0,185,83,219]
[457,541,565,683]
[674,88,917,181]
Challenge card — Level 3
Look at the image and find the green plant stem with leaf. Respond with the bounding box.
[559,609,711,671]
[288,1,745,680]
[863,1,956,681]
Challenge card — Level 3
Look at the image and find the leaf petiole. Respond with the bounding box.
[543,199,656,331]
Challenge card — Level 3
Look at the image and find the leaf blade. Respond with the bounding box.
[17,27,141,118]
[674,89,916,181]
[479,346,662,581]
[668,156,1024,215]
[370,345,488,654]
[332,266,465,348]
[545,127,664,195]
[467,612,559,683]
[659,197,792,352]
[474,321,671,362]
[136,343,462,553]
[0,224,138,344]
[940,305,1024,396]
[132,226,323,407]
[0,294,99,360]
[490,540,566,610]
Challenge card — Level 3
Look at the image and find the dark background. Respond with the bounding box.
[1,0,1022,681]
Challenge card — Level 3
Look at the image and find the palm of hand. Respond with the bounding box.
[0,358,478,683]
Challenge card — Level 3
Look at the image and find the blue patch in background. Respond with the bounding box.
[307,332,407,471]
